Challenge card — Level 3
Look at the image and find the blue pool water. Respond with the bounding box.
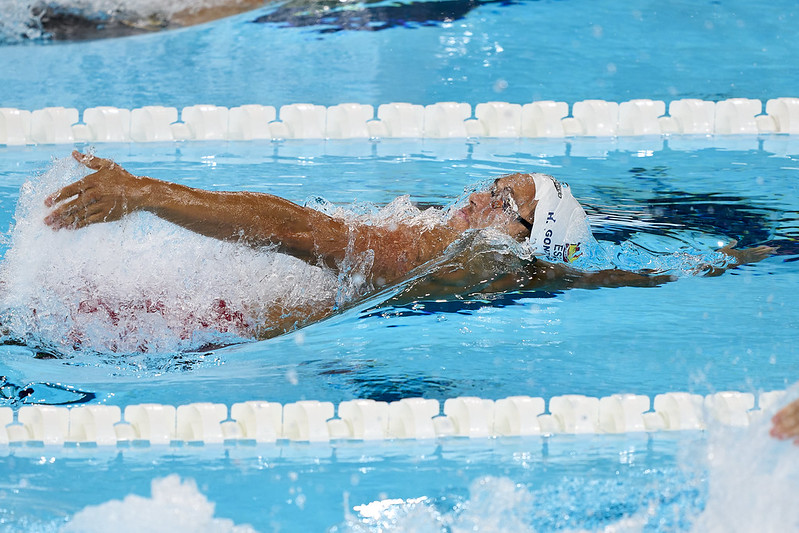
[2,0,799,109]
[1,0,799,531]
[0,138,796,531]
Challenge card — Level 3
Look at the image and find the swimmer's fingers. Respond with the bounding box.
[45,200,119,230]
[44,190,107,229]
[70,206,122,229]
[44,178,96,208]
[72,150,116,171]
[719,242,778,265]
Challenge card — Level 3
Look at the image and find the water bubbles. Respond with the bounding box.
[295,493,307,510]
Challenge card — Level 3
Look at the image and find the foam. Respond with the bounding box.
[0,158,458,356]
[341,476,535,533]
[0,157,345,355]
[688,385,799,532]
[341,476,649,533]
[61,474,256,533]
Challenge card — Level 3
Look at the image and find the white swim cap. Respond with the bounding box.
[527,174,593,264]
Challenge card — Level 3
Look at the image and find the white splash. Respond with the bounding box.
[689,386,799,532]
[342,476,536,533]
[61,474,256,533]
[0,157,343,354]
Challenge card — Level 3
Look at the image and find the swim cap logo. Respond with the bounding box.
[564,243,582,262]
[548,177,563,199]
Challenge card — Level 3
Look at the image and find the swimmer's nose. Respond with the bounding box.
[469,190,490,208]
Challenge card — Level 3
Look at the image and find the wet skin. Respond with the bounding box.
[43,151,775,338]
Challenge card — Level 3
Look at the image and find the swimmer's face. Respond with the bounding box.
[449,173,536,240]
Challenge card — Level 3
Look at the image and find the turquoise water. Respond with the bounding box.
[2,0,798,108]
[1,0,799,530]
[0,137,796,532]
[0,139,795,408]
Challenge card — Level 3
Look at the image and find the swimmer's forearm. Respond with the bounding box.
[141,178,347,261]
[46,152,351,265]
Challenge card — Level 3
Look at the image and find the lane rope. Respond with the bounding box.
[1,97,798,145]
[0,390,786,446]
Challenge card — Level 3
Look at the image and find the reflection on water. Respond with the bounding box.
[253,0,525,33]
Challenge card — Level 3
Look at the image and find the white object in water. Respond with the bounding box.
[181,105,230,141]
[18,405,70,445]
[0,407,15,444]
[549,395,600,433]
[82,107,132,142]
[423,102,471,138]
[766,97,799,133]
[231,401,282,442]
[376,102,425,137]
[522,101,569,138]
[653,392,705,430]
[278,103,327,139]
[283,400,334,441]
[68,405,122,445]
[130,106,179,142]
[227,104,276,140]
[443,396,495,437]
[338,399,389,440]
[493,396,545,436]
[326,103,374,139]
[474,101,523,137]
[30,107,79,144]
[571,100,620,136]
[618,99,665,136]
[714,98,761,134]
[124,404,177,444]
[0,108,32,145]
[598,394,650,433]
[704,391,755,426]
[388,397,439,439]
[176,402,228,443]
[667,99,716,134]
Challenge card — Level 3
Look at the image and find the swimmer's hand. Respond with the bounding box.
[771,397,799,444]
[719,240,777,265]
[44,151,149,230]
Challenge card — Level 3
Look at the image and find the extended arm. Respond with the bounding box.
[386,241,675,306]
[45,151,351,267]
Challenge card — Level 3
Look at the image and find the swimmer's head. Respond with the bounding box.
[449,173,594,264]
[448,173,537,241]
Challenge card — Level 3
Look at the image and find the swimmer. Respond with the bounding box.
[42,151,775,338]
[35,0,265,41]
[771,397,799,444]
